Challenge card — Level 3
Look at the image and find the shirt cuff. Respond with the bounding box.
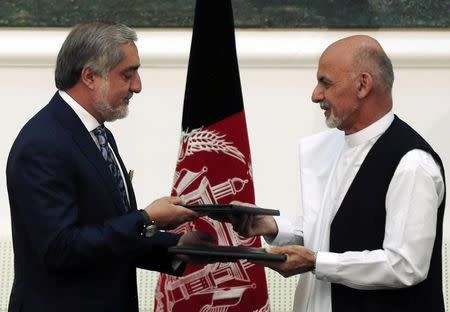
[314,251,339,282]
[265,216,300,246]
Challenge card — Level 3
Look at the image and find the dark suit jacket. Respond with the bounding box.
[6,92,182,312]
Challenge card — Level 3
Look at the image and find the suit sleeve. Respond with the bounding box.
[7,137,180,274]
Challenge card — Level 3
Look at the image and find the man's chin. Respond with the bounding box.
[325,116,341,129]
[103,106,129,122]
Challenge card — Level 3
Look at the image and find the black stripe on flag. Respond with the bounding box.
[182,0,244,131]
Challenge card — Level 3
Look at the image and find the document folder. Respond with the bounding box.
[168,245,286,262]
[183,204,280,216]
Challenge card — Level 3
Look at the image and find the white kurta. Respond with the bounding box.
[268,112,445,312]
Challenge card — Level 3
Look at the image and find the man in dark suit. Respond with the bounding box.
[6,21,211,312]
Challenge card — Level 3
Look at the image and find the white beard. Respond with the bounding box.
[320,101,342,129]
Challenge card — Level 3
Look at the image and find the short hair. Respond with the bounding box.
[55,21,137,90]
[353,46,394,92]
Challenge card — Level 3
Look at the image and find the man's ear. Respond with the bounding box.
[80,67,97,90]
[356,72,373,99]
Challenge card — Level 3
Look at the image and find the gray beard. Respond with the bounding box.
[325,111,341,128]
[93,81,129,122]
[93,100,129,122]
[320,101,342,128]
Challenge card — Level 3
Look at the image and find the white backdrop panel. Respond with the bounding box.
[0,30,449,242]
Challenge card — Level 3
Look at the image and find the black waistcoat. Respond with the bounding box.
[329,116,446,312]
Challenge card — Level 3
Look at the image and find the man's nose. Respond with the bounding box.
[131,72,142,93]
[311,85,323,103]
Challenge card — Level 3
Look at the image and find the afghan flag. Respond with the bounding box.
[154,0,270,311]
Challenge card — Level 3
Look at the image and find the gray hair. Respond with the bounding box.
[353,46,394,93]
[55,21,137,90]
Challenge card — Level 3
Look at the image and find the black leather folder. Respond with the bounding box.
[183,204,280,216]
[168,245,286,262]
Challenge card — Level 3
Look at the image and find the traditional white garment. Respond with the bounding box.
[268,112,445,312]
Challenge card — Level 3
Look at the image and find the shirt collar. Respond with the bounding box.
[345,111,394,148]
[59,90,101,132]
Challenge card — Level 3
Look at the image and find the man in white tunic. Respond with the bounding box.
[228,35,445,311]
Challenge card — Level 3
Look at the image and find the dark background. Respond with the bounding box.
[1,0,449,28]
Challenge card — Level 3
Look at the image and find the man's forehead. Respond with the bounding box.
[316,58,354,83]
[317,52,338,72]
[115,43,140,69]
[318,44,354,72]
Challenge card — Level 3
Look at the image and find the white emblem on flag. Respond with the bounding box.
[178,128,246,164]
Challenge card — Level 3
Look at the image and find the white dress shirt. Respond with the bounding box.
[268,112,445,312]
[59,90,130,200]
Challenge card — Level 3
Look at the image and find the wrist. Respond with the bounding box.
[311,251,317,275]
[139,209,158,237]
[140,209,152,226]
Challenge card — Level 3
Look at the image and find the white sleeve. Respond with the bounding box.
[264,215,304,246]
[315,149,444,289]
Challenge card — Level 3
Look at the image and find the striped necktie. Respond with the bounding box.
[93,125,130,211]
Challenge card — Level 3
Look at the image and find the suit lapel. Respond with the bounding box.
[48,92,127,214]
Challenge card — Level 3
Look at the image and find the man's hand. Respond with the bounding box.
[209,201,278,237]
[253,245,315,278]
[230,213,278,237]
[144,196,199,229]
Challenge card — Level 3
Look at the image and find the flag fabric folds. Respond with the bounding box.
[154,0,271,311]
